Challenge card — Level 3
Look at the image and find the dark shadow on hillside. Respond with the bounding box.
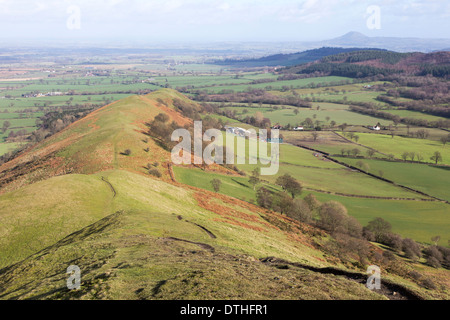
[260,257,424,300]
[231,178,250,188]
[431,165,450,171]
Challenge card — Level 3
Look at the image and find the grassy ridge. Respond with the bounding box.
[0,174,113,268]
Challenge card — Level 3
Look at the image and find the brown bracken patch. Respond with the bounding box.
[139,96,192,127]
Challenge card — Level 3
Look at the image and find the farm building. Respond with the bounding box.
[225,126,256,138]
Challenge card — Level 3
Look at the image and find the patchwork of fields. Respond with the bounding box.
[174,129,449,245]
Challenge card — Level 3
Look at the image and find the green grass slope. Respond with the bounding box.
[0,169,392,300]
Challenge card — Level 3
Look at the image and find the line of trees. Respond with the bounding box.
[363,217,450,268]
[349,105,450,129]
[296,62,399,78]
[195,90,312,108]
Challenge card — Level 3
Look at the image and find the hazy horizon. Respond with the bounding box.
[0,0,449,46]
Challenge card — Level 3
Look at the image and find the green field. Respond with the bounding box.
[222,102,392,127]
[309,192,450,246]
[320,91,384,104]
[201,76,353,93]
[252,162,423,199]
[154,74,253,88]
[383,109,446,121]
[174,166,262,202]
[342,132,450,165]
[282,130,378,156]
[0,142,22,156]
[336,157,450,202]
[385,109,449,122]
[212,132,427,199]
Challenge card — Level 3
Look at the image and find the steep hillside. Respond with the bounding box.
[0,89,196,193]
[0,89,448,300]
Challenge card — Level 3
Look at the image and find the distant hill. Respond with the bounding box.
[282,49,450,78]
[209,32,450,67]
[318,31,450,53]
[212,47,385,68]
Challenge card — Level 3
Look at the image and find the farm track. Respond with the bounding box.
[190,223,217,239]
[164,237,215,253]
[176,215,217,239]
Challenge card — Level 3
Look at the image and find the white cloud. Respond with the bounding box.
[0,0,447,40]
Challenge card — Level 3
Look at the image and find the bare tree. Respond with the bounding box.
[351,148,360,157]
[366,149,376,158]
[248,167,260,190]
[401,152,409,161]
[210,179,222,192]
[365,217,392,243]
[415,129,429,139]
[402,238,422,261]
[430,151,442,164]
[276,174,302,198]
[256,187,273,209]
[339,123,348,132]
[431,236,441,246]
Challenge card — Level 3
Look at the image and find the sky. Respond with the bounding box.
[0,0,449,44]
